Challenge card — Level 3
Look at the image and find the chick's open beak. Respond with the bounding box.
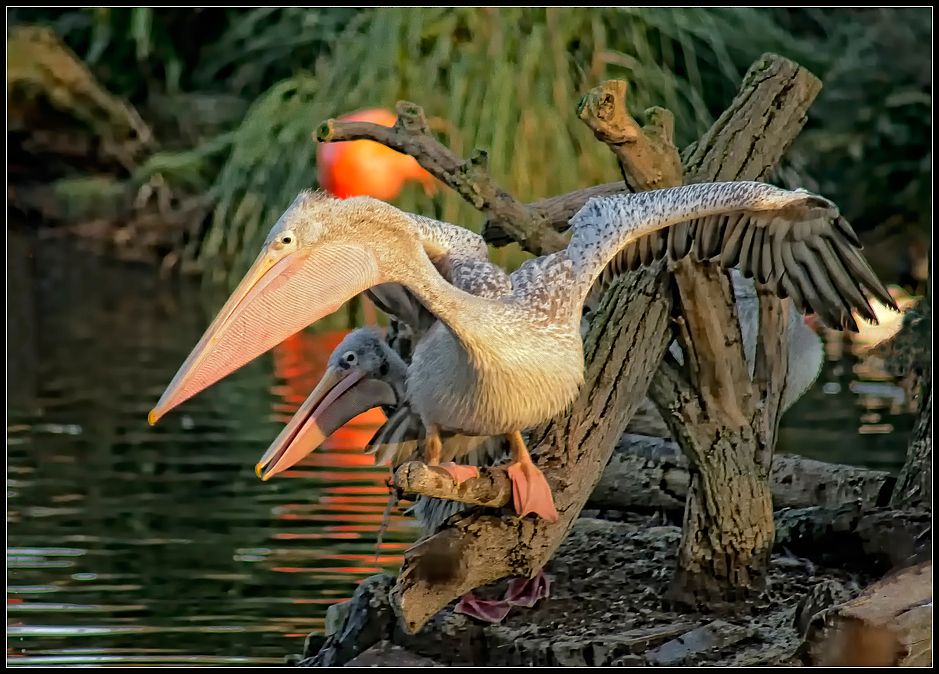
[256,364,395,480]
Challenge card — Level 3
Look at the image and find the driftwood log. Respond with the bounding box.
[589,434,896,515]
[395,432,896,517]
[774,504,931,575]
[316,53,844,633]
[799,561,932,666]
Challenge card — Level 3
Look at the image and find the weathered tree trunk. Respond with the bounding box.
[892,383,932,509]
[888,258,931,510]
[674,436,774,605]
[583,57,823,607]
[588,433,895,515]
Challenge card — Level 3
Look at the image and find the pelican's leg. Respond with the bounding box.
[425,424,478,485]
[505,431,559,522]
[424,424,442,465]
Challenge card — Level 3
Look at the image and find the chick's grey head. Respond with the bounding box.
[328,327,408,395]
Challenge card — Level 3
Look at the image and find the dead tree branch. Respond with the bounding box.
[395,461,511,509]
[481,181,628,248]
[317,101,570,256]
[799,561,932,666]
[318,102,631,254]
[577,80,682,191]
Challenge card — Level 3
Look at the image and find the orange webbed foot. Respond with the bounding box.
[506,460,559,523]
[438,462,479,485]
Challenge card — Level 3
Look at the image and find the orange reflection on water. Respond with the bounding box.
[274,513,388,524]
[271,533,360,541]
[319,495,391,505]
[326,486,389,495]
[272,567,387,574]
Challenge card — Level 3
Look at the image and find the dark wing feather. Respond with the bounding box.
[594,204,897,332]
[669,220,692,261]
[365,402,424,470]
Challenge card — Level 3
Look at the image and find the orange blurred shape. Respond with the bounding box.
[317,109,436,200]
[273,566,378,574]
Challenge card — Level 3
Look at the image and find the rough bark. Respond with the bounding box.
[893,384,933,509]
[395,461,512,509]
[639,55,821,607]
[882,289,932,511]
[799,561,932,667]
[576,81,682,192]
[316,53,828,633]
[773,503,931,573]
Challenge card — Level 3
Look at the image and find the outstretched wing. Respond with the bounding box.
[569,182,897,332]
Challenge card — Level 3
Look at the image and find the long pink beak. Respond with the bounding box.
[149,243,379,425]
[256,365,396,480]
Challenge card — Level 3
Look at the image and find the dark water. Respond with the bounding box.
[6,230,916,666]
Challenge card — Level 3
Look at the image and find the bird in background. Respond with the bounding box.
[317,108,437,201]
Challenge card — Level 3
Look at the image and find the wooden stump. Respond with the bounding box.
[800,561,932,666]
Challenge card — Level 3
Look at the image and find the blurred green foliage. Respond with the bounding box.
[9,8,930,281]
[775,8,931,237]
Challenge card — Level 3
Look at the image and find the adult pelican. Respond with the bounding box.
[149,182,896,521]
[253,270,824,621]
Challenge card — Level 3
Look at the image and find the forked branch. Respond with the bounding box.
[316,53,824,632]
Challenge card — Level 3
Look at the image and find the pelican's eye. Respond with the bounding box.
[273,230,297,248]
[379,361,389,376]
[342,352,357,367]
